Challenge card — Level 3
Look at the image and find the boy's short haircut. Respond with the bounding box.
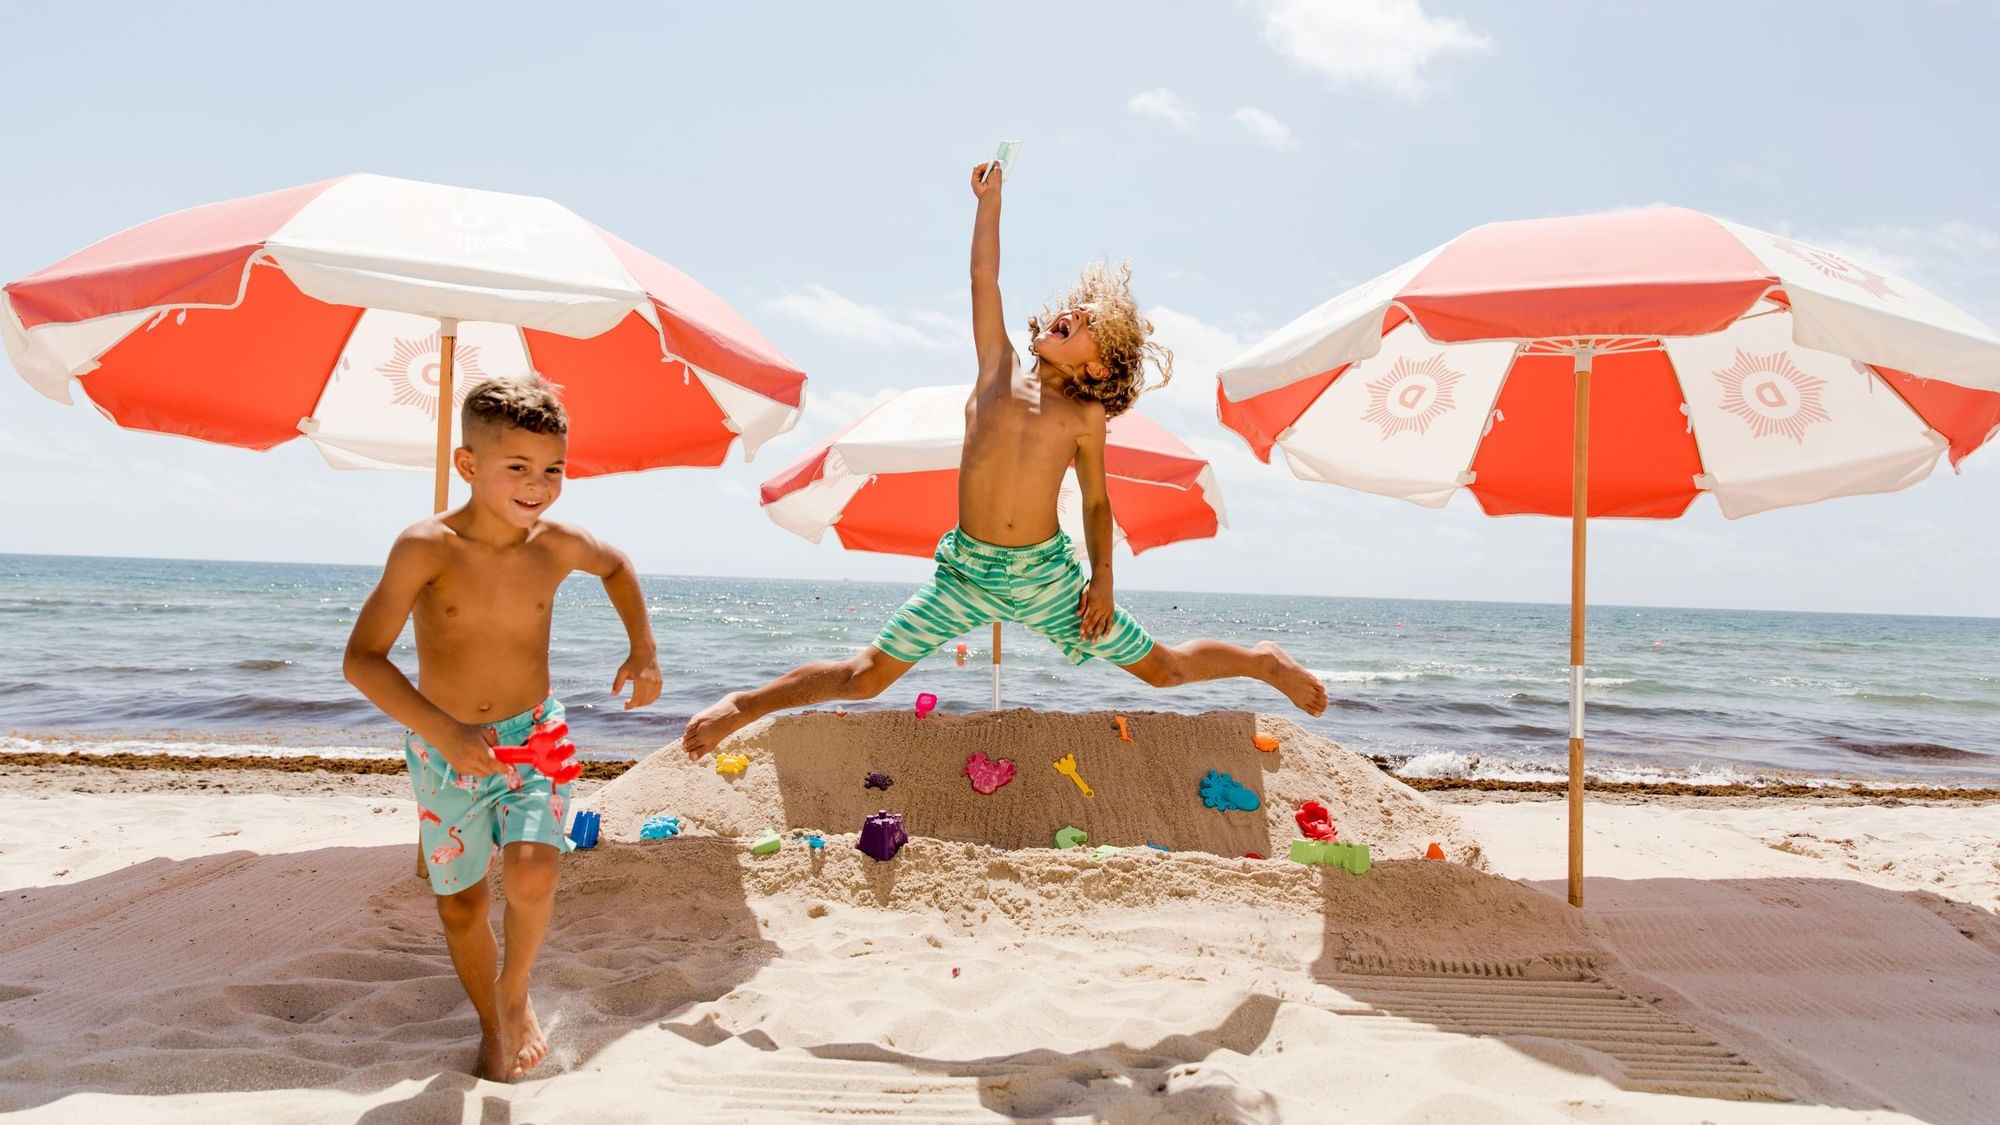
[461,376,569,446]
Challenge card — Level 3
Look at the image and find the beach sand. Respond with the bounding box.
[0,711,1994,1123]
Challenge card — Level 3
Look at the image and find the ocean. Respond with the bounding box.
[2,553,1995,786]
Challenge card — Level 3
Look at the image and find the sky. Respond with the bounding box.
[4,1,1999,616]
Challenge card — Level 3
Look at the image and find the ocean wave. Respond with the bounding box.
[1310,669,1423,684]
[232,659,297,673]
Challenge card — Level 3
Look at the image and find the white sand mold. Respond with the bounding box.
[0,711,1989,1122]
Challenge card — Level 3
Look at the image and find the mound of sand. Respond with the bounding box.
[590,709,1487,869]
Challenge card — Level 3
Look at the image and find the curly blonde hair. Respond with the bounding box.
[1027,260,1173,418]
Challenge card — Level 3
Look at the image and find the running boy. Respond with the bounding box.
[681,162,1326,757]
[344,377,662,1081]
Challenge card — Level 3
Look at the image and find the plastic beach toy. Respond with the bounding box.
[493,717,583,784]
[714,752,750,776]
[863,771,894,791]
[1114,715,1133,742]
[1289,839,1372,874]
[1089,845,1126,861]
[1294,800,1337,841]
[1052,753,1095,798]
[569,810,601,849]
[857,810,908,861]
[750,829,783,856]
[914,692,938,719]
[1425,841,1446,861]
[639,814,680,840]
[1145,841,1171,852]
[1252,732,1280,752]
[1054,826,1088,850]
[806,834,825,851]
[1199,770,1260,812]
[962,752,1016,794]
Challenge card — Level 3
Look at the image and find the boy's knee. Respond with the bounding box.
[502,844,559,900]
[1132,650,1184,688]
[845,656,898,699]
[436,884,487,931]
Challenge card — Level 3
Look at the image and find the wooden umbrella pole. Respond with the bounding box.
[418,320,459,882]
[432,321,459,515]
[991,621,1003,710]
[1567,346,1593,909]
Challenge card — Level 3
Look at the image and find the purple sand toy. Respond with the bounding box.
[962,752,1016,794]
[863,771,894,791]
[857,810,908,861]
[914,692,938,719]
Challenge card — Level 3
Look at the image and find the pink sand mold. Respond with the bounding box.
[492,718,582,784]
[963,752,1016,794]
[863,771,894,791]
[914,692,938,719]
[857,810,908,861]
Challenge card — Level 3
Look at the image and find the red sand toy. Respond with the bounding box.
[493,718,582,785]
[1294,800,1337,841]
[1252,732,1280,752]
[1114,715,1133,742]
[1425,842,1446,861]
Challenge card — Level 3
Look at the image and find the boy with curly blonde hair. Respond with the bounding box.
[681,163,1325,756]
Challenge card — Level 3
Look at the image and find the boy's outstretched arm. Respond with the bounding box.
[565,526,662,710]
[969,161,1012,395]
[1074,411,1116,640]
[343,531,501,776]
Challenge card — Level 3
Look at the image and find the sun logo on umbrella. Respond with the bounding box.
[1363,354,1464,438]
[379,332,482,421]
[1771,239,1898,300]
[1715,349,1830,444]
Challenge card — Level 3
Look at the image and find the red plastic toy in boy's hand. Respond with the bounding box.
[493,719,583,785]
[1294,800,1337,841]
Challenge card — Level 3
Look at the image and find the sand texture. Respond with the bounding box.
[0,713,1995,1122]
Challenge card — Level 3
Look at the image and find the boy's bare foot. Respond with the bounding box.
[475,1028,510,1082]
[1258,641,1328,716]
[682,693,750,760]
[501,996,549,1080]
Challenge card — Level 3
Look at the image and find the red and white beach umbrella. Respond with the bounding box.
[761,384,1227,705]
[2,173,806,494]
[1217,206,2000,905]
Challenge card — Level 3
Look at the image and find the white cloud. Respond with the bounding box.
[1232,107,1297,151]
[1127,87,1197,130]
[766,284,956,351]
[1136,305,1253,424]
[1258,0,1492,99]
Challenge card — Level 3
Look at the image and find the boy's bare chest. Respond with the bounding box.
[964,387,1084,466]
[417,548,568,644]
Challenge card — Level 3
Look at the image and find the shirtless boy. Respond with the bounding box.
[681,162,1326,758]
[344,377,662,1080]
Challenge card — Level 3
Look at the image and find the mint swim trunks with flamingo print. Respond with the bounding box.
[404,696,574,897]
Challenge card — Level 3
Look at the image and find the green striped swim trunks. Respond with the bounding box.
[873,527,1155,667]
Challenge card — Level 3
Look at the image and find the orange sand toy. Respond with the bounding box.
[715,752,750,776]
[1114,715,1133,742]
[1252,732,1280,752]
[1052,753,1095,798]
[1425,841,1446,861]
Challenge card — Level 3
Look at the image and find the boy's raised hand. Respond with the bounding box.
[613,650,663,710]
[970,162,1003,200]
